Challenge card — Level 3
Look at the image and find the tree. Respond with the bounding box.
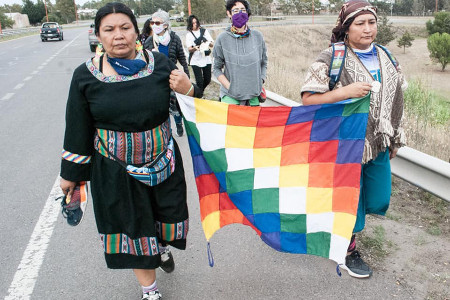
[375,15,395,45]
[22,0,45,25]
[426,12,450,35]
[397,31,414,53]
[56,0,75,24]
[427,32,450,71]
[183,0,225,24]
[0,12,14,28]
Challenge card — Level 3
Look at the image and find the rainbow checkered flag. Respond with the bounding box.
[176,93,370,267]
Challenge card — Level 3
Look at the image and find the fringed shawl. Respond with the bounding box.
[301,45,407,163]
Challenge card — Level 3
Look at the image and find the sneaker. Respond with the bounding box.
[342,250,373,278]
[57,182,88,226]
[175,123,184,137]
[159,248,175,273]
[141,291,162,300]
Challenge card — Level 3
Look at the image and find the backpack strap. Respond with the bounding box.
[328,42,347,91]
[375,43,399,71]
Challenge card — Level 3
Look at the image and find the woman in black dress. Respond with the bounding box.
[59,3,199,300]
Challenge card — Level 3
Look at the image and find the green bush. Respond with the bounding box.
[397,31,414,53]
[0,12,14,29]
[426,11,450,35]
[375,15,395,46]
[427,32,450,71]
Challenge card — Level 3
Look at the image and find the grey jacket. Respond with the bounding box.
[213,27,268,101]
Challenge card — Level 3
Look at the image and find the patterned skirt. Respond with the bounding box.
[90,140,188,269]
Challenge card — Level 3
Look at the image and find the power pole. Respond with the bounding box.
[73,0,78,25]
[44,0,49,22]
[435,0,438,12]
[188,0,191,15]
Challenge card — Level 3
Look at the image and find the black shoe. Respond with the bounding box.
[159,248,175,273]
[343,250,373,278]
[56,183,88,226]
[175,123,184,137]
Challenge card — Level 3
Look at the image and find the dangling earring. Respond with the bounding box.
[135,40,143,52]
[93,43,103,63]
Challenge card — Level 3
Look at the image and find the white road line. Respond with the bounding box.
[14,83,25,90]
[5,176,63,300]
[1,93,14,101]
[37,66,43,70]
[32,71,38,75]
[42,62,47,66]
[5,33,83,300]
[24,76,32,81]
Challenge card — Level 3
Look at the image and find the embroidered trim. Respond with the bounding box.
[94,119,171,165]
[100,233,159,256]
[85,50,155,83]
[61,150,91,164]
[156,219,189,242]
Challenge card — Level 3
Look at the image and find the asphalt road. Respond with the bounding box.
[0,26,416,300]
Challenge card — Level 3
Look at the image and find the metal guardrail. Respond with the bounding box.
[0,27,39,38]
[265,90,450,202]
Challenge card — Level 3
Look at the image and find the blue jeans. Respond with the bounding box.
[353,149,391,233]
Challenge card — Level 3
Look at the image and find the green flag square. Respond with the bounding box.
[342,93,370,116]
[280,214,307,233]
[185,119,200,142]
[252,188,279,214]
[226,169,255,194]
[203,149,228,173]
[306,232,331,258]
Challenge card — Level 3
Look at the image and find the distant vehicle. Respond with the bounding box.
[88,23,99,52]
[40,22,63,42]
[176,16,184,22]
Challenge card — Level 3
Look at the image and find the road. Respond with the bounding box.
[0,26,416,300]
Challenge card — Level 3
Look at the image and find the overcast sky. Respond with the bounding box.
[0,0,90,6]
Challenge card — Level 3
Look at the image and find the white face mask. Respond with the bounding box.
[152,24,165,35]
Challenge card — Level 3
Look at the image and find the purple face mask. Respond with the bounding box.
[231,12,249,28]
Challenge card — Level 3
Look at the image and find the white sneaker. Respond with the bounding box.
[142,291,162,300]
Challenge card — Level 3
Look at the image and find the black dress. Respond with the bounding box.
[61,51,194,269]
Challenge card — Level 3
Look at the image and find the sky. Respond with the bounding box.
[0,0,90,6]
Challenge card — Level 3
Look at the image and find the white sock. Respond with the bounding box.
[142,281,158,294]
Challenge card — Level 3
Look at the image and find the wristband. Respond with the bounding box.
[185,84,194,96]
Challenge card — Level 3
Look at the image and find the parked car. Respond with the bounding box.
[176,16,184,22]
[40,22,63,41]
[88,23,99,52]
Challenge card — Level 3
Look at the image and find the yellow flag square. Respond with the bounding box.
[202,211,221,241]
[306,187,333,213]
[195,98,228,124]
[225,125,256,149]
[279,164,309,187]
[254,147,282,168]
[332,212,357,239]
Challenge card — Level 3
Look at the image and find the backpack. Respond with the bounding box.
[188,28,210,65]
[328,42,399,91]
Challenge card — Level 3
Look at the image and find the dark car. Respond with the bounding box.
[88,23,99,52]
[40,22,63,41]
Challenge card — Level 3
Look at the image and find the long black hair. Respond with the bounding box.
[142,18,152,36]
[95,2,139,36]
[225,0,252,17]
[186,15,200,31]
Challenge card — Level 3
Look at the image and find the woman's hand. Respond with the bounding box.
[389,147,399,160]
[189,46,199,53]
[170,69,193,95]
[60,178,77,196]
[343,82,372,99]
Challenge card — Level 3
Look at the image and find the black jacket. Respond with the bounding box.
[144,31,190,77]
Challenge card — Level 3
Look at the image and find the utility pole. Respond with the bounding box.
[44,0,49,22]
[188,0,191,16]
[73,0,78,25]
[435,0,438,12]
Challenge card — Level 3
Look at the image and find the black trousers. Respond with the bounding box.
[191,64,212,98]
